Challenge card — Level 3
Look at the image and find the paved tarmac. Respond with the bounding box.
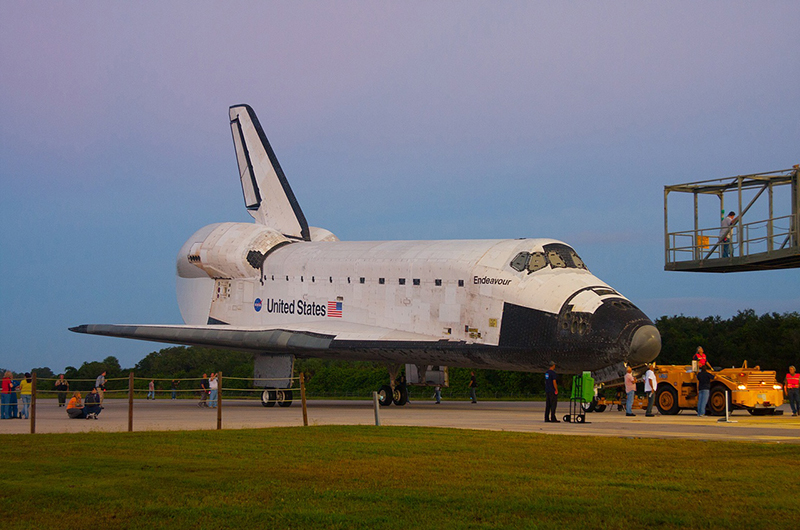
[1,398,798,443]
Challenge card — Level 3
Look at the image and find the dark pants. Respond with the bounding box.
[788,388,800,415]
[57,391,67,406]
[646,391,655,415]
[67,408,86,419]
[545,392,558,421]
[85,405,101,417]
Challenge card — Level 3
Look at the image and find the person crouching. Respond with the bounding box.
[84,387,102,419]
[66,391,87,419]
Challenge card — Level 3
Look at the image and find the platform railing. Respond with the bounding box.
[667,214,796,264]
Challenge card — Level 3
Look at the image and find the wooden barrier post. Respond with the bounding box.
[30,372,37,434]
[300,373,308,426]
[128,372,134,432]
[216,371,222,430]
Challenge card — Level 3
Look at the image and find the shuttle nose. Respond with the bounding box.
[628,324,661,365]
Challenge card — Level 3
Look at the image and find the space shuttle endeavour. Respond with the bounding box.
[71,105,661,406]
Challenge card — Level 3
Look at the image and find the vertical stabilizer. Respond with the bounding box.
[229,104,310,241]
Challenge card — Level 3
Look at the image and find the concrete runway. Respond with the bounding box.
[2,398,798,443]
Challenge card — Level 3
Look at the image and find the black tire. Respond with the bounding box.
[261,388,276,408]
[582,399,597,413]
[378,385,393,406]
[562,414,571,422]
[393,385,408,406]
[576,414,585,423]
[595,404,607,413]
[276,389,293,407]
[656,385,680,415]
[708,386,730,416]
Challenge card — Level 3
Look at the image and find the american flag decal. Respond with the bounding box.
[327,301,343,318]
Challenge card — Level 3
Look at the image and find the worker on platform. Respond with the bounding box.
[784,366,800,417]
[692,346,707,370]
[720,211,736,257]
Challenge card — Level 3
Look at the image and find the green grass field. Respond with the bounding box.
[2,426,797,529]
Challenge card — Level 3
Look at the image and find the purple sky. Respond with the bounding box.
[1,2,799,373]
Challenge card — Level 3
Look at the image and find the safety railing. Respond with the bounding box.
[666,214,796,264]
[3,372,309,434]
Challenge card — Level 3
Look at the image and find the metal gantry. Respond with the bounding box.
[664,167,800,272]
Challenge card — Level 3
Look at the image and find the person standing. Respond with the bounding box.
[468,372,477,404]
[784,365,800,417]
[696,365,714,416]
[208,373,218,408]
[720,211,736,257]
[544,362,560,423]
[55,374,69,407]
[433,385,441,404]
[147,380,155,400]
[1,371,13,420]
[95,371,107,404]
[644,364,657,417]
[624,366,637,417]
[171,379,180,400]
[198,373,208,407]
[19,373,32,420]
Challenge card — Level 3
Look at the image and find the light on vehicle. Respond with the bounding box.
[773,384,782,390]
[737,384,747,390]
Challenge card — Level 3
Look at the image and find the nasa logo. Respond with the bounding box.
[254,298,262,312]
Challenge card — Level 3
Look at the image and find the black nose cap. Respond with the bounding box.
[628,324,661,364]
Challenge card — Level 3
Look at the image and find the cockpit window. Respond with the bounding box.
[510,244,589,273]
[527,252,548,272]
[569,250,587,270]
[510,252,530,272]
[547,250,566,268]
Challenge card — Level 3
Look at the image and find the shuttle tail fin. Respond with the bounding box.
[229,104,310,241]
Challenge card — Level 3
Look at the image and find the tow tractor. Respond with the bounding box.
[585,361,784,416]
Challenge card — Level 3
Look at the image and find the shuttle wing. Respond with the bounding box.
[69,321,459,355]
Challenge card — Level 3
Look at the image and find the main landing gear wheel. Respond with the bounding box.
[595,404,607,412]
[656,385,679,415]
[393,385,408,406]
[276,389,293,407]
[261,388,277,407]
[378,385,393,406]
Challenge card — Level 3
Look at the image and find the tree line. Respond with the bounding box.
[7,310,799,399]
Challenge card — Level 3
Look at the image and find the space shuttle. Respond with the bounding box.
[71,104,661,406]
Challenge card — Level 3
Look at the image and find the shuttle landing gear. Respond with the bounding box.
[378,385,393,406]
[377,364,409,406]
[261,388,293,407]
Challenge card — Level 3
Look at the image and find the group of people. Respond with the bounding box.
[64,372,106,420]
[1,371,33,420]
[66,387,103,419]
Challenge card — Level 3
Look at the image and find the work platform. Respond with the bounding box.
[664,167,800,272]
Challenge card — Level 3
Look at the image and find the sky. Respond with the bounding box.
[1,1,799,373]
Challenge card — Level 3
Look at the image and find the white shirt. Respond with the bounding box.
[209,378,218,390]
[644,369,657,392]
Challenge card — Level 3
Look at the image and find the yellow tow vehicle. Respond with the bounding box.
[653,361,784,416]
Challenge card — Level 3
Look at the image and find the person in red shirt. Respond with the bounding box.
[1,371,13,420]
[692,346,707,369]
[784,366,799,416]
